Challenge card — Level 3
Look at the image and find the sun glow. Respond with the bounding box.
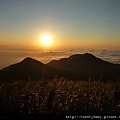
[41,34,51,46]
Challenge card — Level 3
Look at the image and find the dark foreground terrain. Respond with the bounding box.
[0,78,120,115]
[0,53,120,117]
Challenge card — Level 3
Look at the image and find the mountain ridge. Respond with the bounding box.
[47,53,120,80]
[0,53,120,81]
[0,56,78,81]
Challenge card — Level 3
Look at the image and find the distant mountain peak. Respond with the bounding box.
[69,53,95,59]
[0,53,120,81]
[20,57,43,65]
[0,56,77,81]
[83,53,97,58]
[83,53,94,56]
[22,57,35,62]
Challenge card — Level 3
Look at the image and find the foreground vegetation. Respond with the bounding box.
[0,78,120,114]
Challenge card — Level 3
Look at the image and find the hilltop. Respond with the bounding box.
[47,53,120,80]
[0,57,77,81]
[0,53,120,81]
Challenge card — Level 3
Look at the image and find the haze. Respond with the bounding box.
[0,0,120,69]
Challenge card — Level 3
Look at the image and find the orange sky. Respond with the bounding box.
[0,0,120,50]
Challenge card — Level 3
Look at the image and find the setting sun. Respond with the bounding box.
[41,34,51,46]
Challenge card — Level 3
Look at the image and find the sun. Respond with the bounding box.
[41,34,51,46]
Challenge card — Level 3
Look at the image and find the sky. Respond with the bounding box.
[0,0,120,49]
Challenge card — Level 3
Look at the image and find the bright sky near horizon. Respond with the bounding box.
[0,0,120,49]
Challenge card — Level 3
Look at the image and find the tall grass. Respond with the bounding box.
[0,78,120,114]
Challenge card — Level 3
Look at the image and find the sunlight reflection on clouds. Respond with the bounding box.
[0,48,120,69]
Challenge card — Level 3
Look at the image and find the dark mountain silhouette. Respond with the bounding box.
[47,53,120,80]
[0,53,120,81]
[0,57,78,81]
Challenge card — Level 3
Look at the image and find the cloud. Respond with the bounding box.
[0,47,120,69]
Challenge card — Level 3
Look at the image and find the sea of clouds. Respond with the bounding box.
[0,47,120,70]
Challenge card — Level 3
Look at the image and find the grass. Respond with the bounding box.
[0,78,120,114]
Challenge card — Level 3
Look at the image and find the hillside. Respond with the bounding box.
[1,79,120,114]
[47,53,120,80]
[0,53,120,81]
[0,57,78,81]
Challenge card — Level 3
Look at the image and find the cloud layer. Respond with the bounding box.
[0,47,120,70]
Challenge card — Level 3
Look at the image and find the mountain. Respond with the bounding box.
[47,53,120,80]
[0,53,120,81]
[0,57,78,81]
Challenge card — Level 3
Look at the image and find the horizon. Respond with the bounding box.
[0,0,120,48]
[0,47,120,70]
[1,1,120,115]
[0,0,120,69]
